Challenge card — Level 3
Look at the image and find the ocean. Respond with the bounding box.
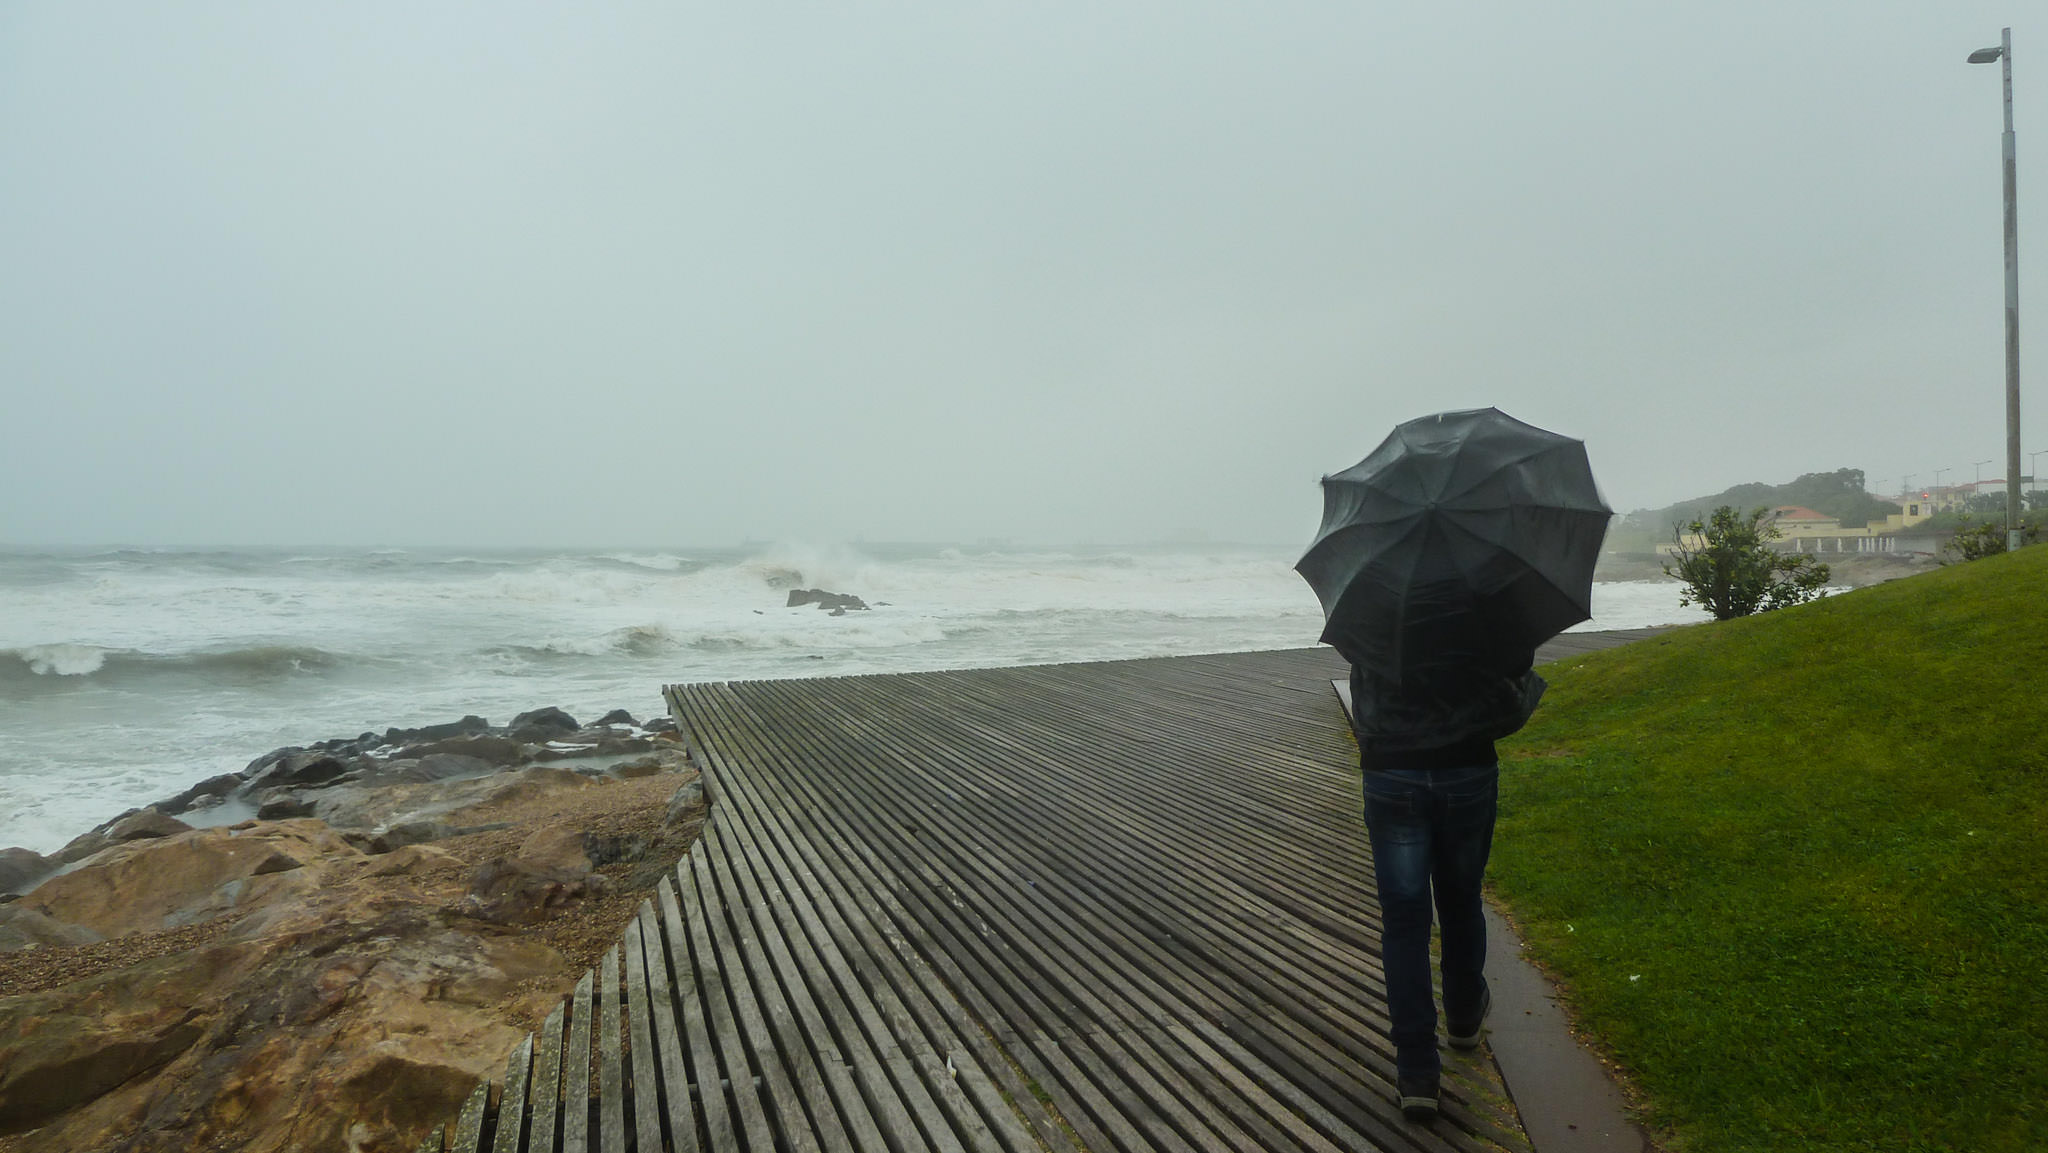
[0,544,1709,855]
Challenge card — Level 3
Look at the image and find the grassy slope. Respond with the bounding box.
[1492,547,2048,1152]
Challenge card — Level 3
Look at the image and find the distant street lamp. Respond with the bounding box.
[2031,448,2046,490]
[1969,30,2025,550]
[1935,466,1952,502]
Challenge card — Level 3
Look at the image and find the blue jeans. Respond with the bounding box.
[1362,763,1498,1081]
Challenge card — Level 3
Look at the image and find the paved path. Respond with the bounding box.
[413,636,1664,1152]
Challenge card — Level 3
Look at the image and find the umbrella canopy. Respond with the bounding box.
[1295,407,1612,682]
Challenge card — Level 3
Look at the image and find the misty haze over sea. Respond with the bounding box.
[0,544,1708,855]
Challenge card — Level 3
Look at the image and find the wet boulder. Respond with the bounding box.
[0,847,51,895]
[786,588,868,611]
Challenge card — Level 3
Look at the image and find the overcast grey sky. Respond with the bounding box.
[3,4,2042,547]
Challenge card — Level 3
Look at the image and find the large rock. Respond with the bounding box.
[151,773,243,817]
[0,942,258,1132]
[289,764,597,836]
[256,795,316,821]
[0,912,555,1153]
[461,857,610,925]
[508,707,580,735]
[664,778,707,828]
[0,847,50,895]
[25,822,359,938]
[0,710,703,1152]
[371,753,498,785]
[786,588,869,611]
[390,734,528,766]
[52,808,196,866]
[514,827,594,874]
[242,750,357,792]
[380,714,491,745]
[0,904,102,952]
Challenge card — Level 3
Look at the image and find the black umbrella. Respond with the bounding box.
[1295,408,1612,682]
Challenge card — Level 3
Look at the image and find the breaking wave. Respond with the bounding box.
[0,643,344,692]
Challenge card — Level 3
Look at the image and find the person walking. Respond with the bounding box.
[1346,605,1545,1123]
[1292,407,1608,1123]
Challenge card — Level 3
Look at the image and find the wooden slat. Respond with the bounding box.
[701,802,909,1152]
[677,853,779,1149]
[492,1034,533,1153]
[639,897,701,1153]
[674,683,1139,1153]
[659,875,737,1150]
[416,643,1684,1153]
[563,969,595,1153]
[667,649,1517,1152]
[727,683,1310,1152]
[624,915,666,1153]
[413,1124,445,1153]
[449,1079,489,1153]
[599,946,625,1153]
[531,1001,567,1153]
[760,670,1419,1149]
[690,838,833,1153]
[675,691,1059,1153]
[705,741,981,1153]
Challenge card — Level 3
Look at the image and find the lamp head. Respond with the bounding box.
[1969,46,2005,64]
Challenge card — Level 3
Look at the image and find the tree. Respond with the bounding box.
[1941,514,2043,563]
[1664,506,1831,620]
[1640,467,1901,534]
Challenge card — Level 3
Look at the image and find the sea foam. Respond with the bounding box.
[0,544,1707,854]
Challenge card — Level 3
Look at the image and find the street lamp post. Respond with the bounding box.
[2030,448,2045,491]
[1970,30,2024,551]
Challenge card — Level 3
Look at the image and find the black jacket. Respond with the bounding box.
[1348,656,1546,772]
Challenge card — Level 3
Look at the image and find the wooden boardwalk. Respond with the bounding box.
[413,633,1669,1153]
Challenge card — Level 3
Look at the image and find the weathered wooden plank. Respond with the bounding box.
[733,688,1249,1153]
[679,684,1073,1153]
[780,674,1417,1148]
[677,854,778,1150]
[531,1001,567,1153]
[638,897,700,1153]
[673,684,1082,1153]
[599,946,625,1153]
[491,1034,534,1153]
[677,653,1492,1151]
[658,874,735,1150]
[785,671,1394,1037]
[653,646,1641,1151]
[412,1124,445,1153]
[623,915,665,1153]
[815,663,1474,1146]
[705,746,964,1153]
[674,685,1137,1153]
[563,969,595,1153]
[449,1079,489,1153]
[700,805,902,1153]
[691,836,832,1153]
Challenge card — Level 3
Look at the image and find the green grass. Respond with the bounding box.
[1490,546,2048,1152]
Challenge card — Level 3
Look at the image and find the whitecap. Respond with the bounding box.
[17,644,109,676]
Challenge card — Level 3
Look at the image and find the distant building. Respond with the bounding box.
[1658,499,1936,558]
[1766,506,1840,536]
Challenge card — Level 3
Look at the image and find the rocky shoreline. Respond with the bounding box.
[0,706,708,1153]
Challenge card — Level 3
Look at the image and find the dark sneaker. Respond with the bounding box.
[1448,983,1492,1050]
[1398,1075,1440,1122]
